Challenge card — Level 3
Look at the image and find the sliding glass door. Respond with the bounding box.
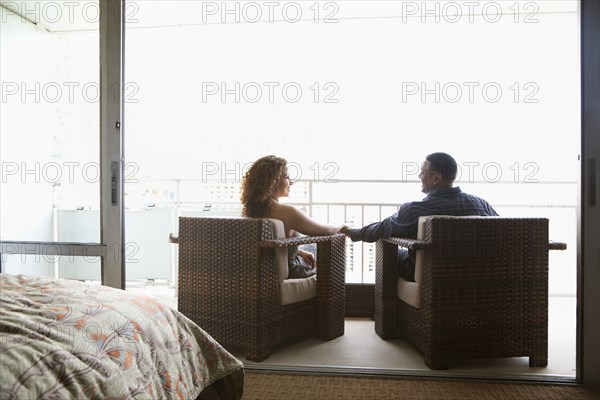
[0,0,124,288]
[124,1,579,292]
[122,0,580,380]
[3,0,596,386]
[1,1,101,277]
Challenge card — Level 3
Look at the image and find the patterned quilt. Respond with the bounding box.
[0,273,244,400]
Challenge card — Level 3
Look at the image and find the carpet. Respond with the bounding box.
[241,372,600,400]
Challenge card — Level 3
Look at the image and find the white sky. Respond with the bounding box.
[121,1,580,182]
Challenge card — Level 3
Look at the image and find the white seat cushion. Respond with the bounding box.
[397,216,428,309]
[267,219,289,283]
[280,275,317,306]
[267,218,317,306]
[397,278,420,309]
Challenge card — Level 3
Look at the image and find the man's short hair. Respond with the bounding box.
[426,152,458,182]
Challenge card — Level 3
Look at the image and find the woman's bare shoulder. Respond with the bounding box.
[269,202,300,219]
[270,201,296,212]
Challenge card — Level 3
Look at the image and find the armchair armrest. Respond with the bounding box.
[260,233,346,248]
[383,237,566,252]
[260,233,346,340]
[549,241,567,250]
[383,237,429,250]
[375,239,403,339]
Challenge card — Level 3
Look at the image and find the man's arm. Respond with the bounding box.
[487,202,499,216]
[343,208,417,243]
[345,221,388,243]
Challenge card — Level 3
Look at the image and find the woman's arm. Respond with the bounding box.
[297,248,316,267]
[285,205,345,236]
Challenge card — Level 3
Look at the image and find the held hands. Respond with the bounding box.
[338,225,352,236]
[297,226,351,268]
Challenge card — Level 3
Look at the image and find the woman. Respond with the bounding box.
[240,155,346,278]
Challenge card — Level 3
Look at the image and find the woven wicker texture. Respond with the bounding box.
[177,217,346,362]
[242,372,599,400]
[345,284,375,318]
[375,216,564,370]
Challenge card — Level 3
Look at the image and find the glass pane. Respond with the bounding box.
[124,0,579,378]
[0,2,100,278]
[124,0,579,289]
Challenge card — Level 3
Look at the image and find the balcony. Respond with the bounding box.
[0,176,576,380]
[0,0,584,382]
[117,176,576,380]
[51,176,577,292]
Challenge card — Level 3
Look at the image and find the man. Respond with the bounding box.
[340,152,498,282]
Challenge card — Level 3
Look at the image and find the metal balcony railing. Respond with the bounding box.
[116,177,577,291]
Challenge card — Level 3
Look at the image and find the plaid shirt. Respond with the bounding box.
[347,186,498,242]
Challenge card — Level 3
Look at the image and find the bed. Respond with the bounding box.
[0,273,244,400]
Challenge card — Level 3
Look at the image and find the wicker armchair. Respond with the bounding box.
[375,216,567,370]
[171,216,346,362]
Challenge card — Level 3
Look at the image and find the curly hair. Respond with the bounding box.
[240,155,287,217]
